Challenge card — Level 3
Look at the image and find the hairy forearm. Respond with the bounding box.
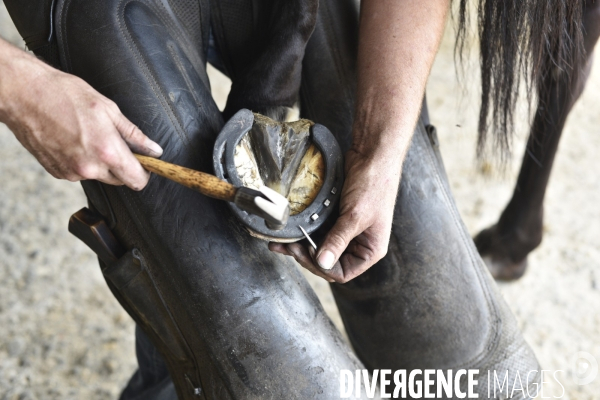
[352,0,449,162]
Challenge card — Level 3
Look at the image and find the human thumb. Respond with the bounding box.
[316,214,361,270]
[114,113,163,158]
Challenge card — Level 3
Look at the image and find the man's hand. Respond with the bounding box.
[0,38,162,190]
[269,148,402,283]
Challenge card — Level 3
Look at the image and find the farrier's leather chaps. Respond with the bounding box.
[5,0,540,398]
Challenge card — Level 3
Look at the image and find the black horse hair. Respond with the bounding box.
[454,0,585,158]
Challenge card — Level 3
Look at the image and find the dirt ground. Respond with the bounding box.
[1,4,599,399]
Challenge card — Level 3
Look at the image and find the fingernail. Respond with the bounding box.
[146,140,163,157]
[317,250,335,270]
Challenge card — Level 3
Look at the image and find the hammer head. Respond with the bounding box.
[233,186,290,230]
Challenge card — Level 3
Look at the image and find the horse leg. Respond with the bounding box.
[475,1,600,281]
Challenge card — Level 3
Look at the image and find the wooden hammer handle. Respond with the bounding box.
[134,154,237,202]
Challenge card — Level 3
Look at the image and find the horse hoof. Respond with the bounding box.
[480,254,528,281]
[474,226,529,281]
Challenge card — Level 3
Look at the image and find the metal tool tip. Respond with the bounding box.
[299,226,317,250]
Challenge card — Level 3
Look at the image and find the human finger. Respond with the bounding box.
[110,105,163,157]
[104,138,151,191]
[285,242,336,282]
[268,242,293,256]
[95,170,125,186]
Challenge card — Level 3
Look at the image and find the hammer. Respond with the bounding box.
[134,154,290,230]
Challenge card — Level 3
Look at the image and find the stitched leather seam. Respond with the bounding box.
[167,42,204,111]
[155,0,209,84]
[155,0,210,89]
[118,0,191,148]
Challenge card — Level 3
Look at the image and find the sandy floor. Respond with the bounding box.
[1,4,599,399]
